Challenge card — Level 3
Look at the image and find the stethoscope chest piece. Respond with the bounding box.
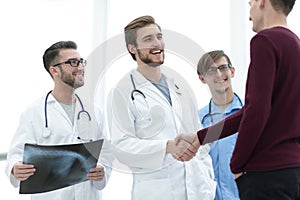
[42,128,51,138]
[77,115,91,136]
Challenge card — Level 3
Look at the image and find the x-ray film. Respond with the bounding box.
[20,139,103,194]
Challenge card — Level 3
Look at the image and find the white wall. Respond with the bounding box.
[1,0,300,199]
[0,0,95,153]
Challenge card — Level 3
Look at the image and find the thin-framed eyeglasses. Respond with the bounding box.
[53,58,87,67]
[206,63,231,75]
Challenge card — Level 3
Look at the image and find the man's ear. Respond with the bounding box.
[49,66,59,76]
[230,66,236,78]
[128,44,137,54]
[260,0,266,8]
[198,74,206,84]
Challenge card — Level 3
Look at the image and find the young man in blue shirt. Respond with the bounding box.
[197,50,242,200]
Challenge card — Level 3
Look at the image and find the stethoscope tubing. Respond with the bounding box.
[201,93,243,125]
[44,90,91,128]
[130,74,146,100]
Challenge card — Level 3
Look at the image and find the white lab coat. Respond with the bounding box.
[104,69,216,200]
[5,92,110,200]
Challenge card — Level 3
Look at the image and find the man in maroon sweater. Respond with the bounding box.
[176,0,300,199]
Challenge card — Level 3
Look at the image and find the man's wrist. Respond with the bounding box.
[166,140,173,154]
[192,134,200,148]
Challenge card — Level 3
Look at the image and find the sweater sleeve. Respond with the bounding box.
[197,107,243,145]
[230,34,276,173]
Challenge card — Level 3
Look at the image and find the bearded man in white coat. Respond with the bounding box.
[6,41,110,200]
[97,15,216,200]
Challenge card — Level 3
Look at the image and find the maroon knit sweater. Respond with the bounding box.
[197,27,300,173]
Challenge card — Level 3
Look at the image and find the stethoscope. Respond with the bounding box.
[129,73,181,102]
[128,73,181,139]
[130,74,151,120]
[130,74,146,101]
[43,90,92,140]
[201,92,243,125]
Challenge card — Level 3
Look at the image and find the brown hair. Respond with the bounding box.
[43,41,77,76]
[269,0,295,15]
[197,50,232,75]
[124,15,161,60]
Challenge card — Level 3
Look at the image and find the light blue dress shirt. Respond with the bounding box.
[198,94,243,200]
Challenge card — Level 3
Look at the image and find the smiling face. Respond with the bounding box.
[199,56,235,95]
[130,24,165,67]
[51,49,85,89]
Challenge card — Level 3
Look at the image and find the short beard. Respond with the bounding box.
[137,49,164,67]
[58,66,84,89]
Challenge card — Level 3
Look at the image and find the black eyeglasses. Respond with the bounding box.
[53,58,87,67]
[206,64,231,75]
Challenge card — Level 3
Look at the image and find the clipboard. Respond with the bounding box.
[20,139,103,194]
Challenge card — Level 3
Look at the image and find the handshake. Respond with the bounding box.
[166,133,201,162]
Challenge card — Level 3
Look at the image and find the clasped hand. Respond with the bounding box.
[167,133,200,162]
